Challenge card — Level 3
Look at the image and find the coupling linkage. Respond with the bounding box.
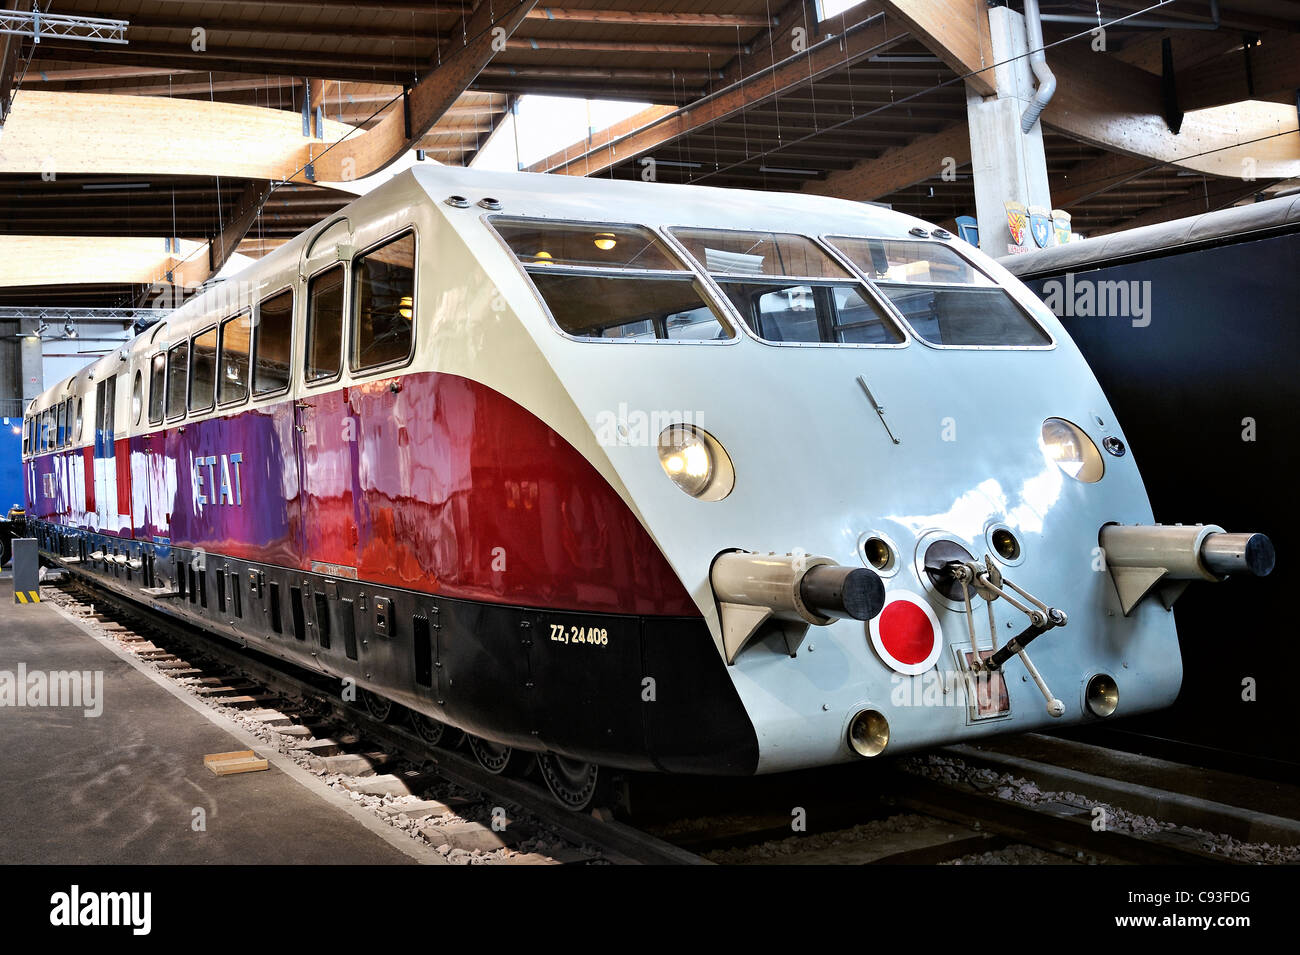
[943,558,1069,718]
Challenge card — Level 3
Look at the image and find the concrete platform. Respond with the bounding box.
[0,570,440,864]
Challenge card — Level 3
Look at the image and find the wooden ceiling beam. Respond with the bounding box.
[307,0,537,181]
[800,120,971,200]
[876,0,995,96]
[175,180,274,287]
[33,37,427,75]
[0,90,354,181]
[1177,33,1300,111]
[1101,0,1295,34]
[27,45,418,84]
[1086,179,1279,234]
[467,78,704,100]
[118,11,748,56]
[1112,27,1243,75]
[0,34,21,127]
[520,9,773,28]
[528,17,912,176]
[478,65,722,83]
[1050,151,1161,207]
[1042,42,1300,179]
[0,235,252,289]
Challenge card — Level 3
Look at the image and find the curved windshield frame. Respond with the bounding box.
[665,227,906,348]
[490,217,736,344]
[824,235,1054,349]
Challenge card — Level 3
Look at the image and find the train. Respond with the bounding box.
[19,165,1273,809]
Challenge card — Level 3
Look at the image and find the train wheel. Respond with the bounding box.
[536,753,604,811]
[411,712,461,749]
[361,689,396,722]
[467,735,528,776]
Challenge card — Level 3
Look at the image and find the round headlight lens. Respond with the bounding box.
[657,425,734,501]
[1041,417,1104,483]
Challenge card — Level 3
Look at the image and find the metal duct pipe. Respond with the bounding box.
[1020,0,1057,133]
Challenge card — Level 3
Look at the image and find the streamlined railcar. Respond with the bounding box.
[21,166,1272,809]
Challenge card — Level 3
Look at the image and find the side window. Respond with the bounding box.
[306,266,345,382]
[149,355,165,424]
[75,398,83,442]
[56,401,66,448]
[166,341,188,420]
[100,375,117,444]
[491,219,733,342]
[131,372,143,425]
[22,417,29,456]
[352,231,415,371]
[218,312,251,405]
[94,381,105,445]
[189,327,218,412]
[825,236,1051,347]
[669,227,904,346]
[253,289,293,396]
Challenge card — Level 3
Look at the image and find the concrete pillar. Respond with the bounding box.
[966,5,1053,256]
[18,318,42,404]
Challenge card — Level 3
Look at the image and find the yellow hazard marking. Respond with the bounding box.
[13,591,39,604]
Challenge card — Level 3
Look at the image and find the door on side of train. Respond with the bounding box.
[143,352,171,544]
[93,375,118,535]
[283,219,358,670]
[295,218,355,581]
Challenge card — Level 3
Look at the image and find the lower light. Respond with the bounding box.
[1085,673,1119,717]
[1041,417,1104,483]
[656,425,734,501]
[848,709,890,757]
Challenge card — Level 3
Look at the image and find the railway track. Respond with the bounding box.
[49,575,701,866]
[47,570,1300,867]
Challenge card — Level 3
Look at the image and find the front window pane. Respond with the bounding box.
[306,266,345,381]
[167,343,188,419]
[493,218,734,343]
[495,220,681,270]
[353,232,415,369]
[670,228,852,279]
[254,289,293,395]
[529,272,731,341]
[878,285,1051,346]
[715,283,902,344]
[833,237,996,286]
[827,236,1051,347]
[671,227,903,345]
[149,354,165,424]
[219,313,251,404]
[189,328,217,411]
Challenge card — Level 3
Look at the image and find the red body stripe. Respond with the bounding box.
[114,438,132,521]
[82,446,95,513]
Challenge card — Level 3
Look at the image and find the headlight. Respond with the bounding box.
[1041,417,1104,483]
[657,425,734,501]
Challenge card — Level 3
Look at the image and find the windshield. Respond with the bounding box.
[669,228,904,345]
[492,219,733,341]
[826,237,1051,347]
